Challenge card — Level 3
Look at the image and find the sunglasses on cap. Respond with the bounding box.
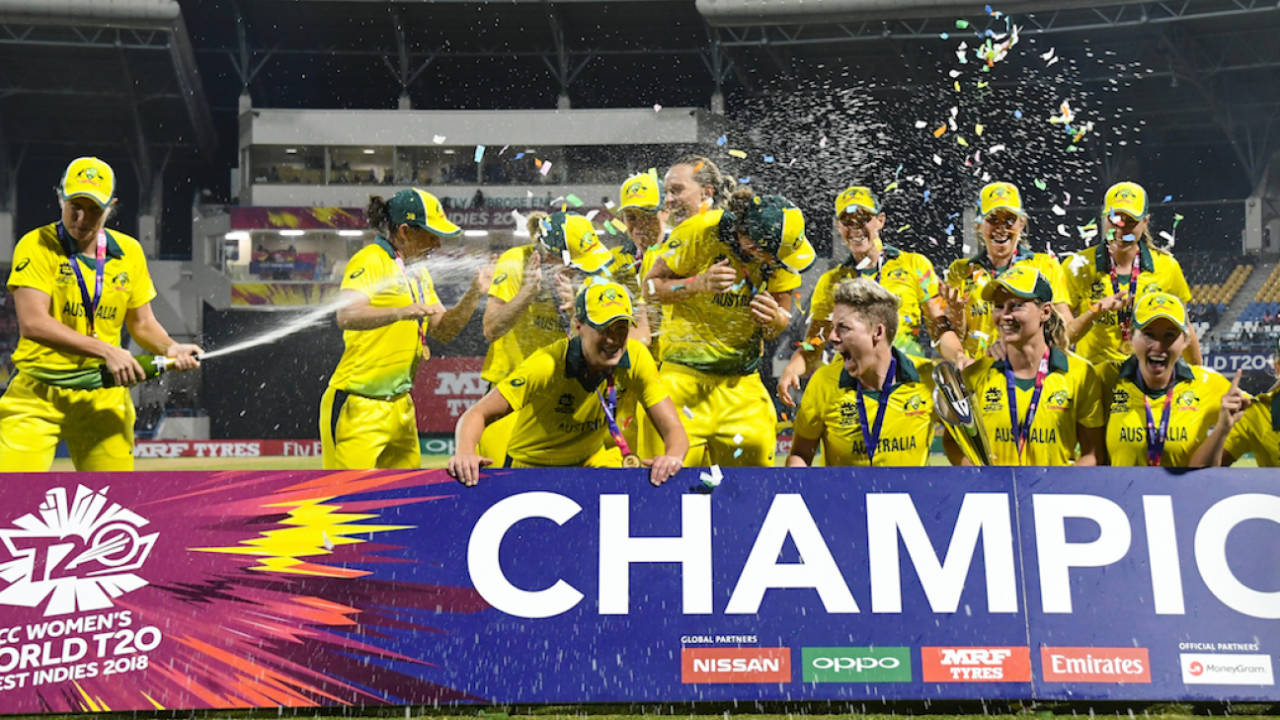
[984,210,1021,227]
[839,210,877,228]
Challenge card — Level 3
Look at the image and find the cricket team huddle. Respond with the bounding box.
[1,155,1276,477]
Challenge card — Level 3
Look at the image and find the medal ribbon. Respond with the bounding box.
[596,374,634,457]
[1109,251,1141,341]
[393,253,428,349]
[67,228,107,338]
[855,355,898,466]
[1003,348,1050,460]
[1143,385,1177,467]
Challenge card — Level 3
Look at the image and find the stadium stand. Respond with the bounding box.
[0,281,15,390]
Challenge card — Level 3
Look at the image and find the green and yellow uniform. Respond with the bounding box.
[1064,243,1192,367]
[656,209,803,466]
[497,336,667,466]
[481,244,569,384]
[945,249,1070,360]
[962,347,1104,465]
[320,238,440,469]
[809,244,940,356]
[0,223,155,471]
[1224,389,1279,466]
[1101,358,1233,467]
[793,348,937,466]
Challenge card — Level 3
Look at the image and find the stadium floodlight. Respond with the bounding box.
[279,229,305,236]
[224,231,250,242]
[362,148,376,154]
[338,230,364,237]
[464,230,490,237]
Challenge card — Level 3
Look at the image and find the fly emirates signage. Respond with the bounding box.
[465,490,1280,620]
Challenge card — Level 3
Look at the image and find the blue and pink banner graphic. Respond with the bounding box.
[0,467,1275,711]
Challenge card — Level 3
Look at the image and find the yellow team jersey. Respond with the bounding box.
[328,239,440,398]
[945,249,1070,359]
[7,223,156,384]
[1224,390,1279,466]
[793,348,937,466]
[1063,243,1193,367]
[962,347,1104,465]
[482,244,571,384]
[659,210,802,375]
[498,336,668,466]
[809,245,940,355]
[1101,358,1232,467]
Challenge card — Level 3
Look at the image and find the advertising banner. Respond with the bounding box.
[1203,352,1276,374]
[0,468,1274,712]
[410,357,486,433]
[230,282,342,306]
[230,207,365,230]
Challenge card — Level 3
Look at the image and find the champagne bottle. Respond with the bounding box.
[99,354,171,389]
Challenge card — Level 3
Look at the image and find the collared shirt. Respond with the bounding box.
[1224,390,1279,467]
[793,348,937,466]
[944,249,1071,359]
[7,222,156,379]
[657,209,803,375]
[499,336,668,466]
[1100,357,1232,467]
[481,243,571,384]
[962,347,1104,466]
[1063,242,1192,367]
[807,244,941,355]
[328,238,440,398]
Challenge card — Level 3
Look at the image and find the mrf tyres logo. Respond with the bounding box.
[0,486,158,617]
[921,646,1032,682]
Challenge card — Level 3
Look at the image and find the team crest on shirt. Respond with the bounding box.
[556,393,575,414]
[838,401,857,427]
[1110,387,1131,412]
[902,393,928,416]
[983,386,1003,412]
[1045,389,1071,410]
[1175,390,1200,411]
[111,271,130,292]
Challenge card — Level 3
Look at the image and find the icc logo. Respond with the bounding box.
[0,485,158,617]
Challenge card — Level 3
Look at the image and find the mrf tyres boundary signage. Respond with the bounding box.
[0,467,1274,711]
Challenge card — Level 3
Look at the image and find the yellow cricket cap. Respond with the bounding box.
[977,181,1025,218]
[539,211,613,273]
[1103,181,1149,220]
[981,263,1053,303]
[834,185,881,216]
[60,157,115,208]
[575,279,635,328]
[1133,291,1187,332]
[618,171,661,213]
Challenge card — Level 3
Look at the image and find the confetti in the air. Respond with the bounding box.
[432,135,446,144]
[566,194,584,207]
[727,149,748,159]
[473,145,485,162]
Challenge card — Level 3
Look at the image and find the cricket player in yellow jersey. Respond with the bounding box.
[1099,292,1245,467]
[321,189,489,469]
[788,278,937,467]
[946,265,1104,466]
[1064,181,1200,368]
[0,157,201,471]
[779,185,962,408]
[449,280,688,485]
[941,182,1073,361]
[645,189,816,466]
[477,210,614,462]
[1217,352,1280,466]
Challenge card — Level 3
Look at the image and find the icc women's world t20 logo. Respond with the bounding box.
[0,485,158,617]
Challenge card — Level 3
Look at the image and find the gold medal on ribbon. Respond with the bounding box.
[622,454,642,468]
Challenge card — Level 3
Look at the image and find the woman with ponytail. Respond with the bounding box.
[944,264,1105,466]
[321,188,489,469]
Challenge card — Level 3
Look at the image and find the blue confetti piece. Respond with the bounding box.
[985,3,993,12]
[1014,109,1023,119]
[514,152,525,160]
[945,223,955,235]
[473,145,486,163]
[733,448,743,458]
[763,155,774,163]
[948,212,960,219]
[1162,195,1173,203]
[716,135,727,146]
[923,189,932,203]
[739,177,751,184]
[940,32,950,39]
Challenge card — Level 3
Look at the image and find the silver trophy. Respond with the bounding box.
[932,361,992,466]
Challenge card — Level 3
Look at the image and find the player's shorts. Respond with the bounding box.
[503,444,622,468]
[0,371,136,471]
[655,362,777,467]
[320,386,420,469]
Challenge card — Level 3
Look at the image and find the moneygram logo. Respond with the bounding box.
[1041,647,1151,683]
[803,647,911,683]
[1181,654,1274,685]
[0,485,158,617]
[921,646,1031,682]
[681,647,790,684]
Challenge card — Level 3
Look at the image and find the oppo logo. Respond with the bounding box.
[812,655,901,672]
